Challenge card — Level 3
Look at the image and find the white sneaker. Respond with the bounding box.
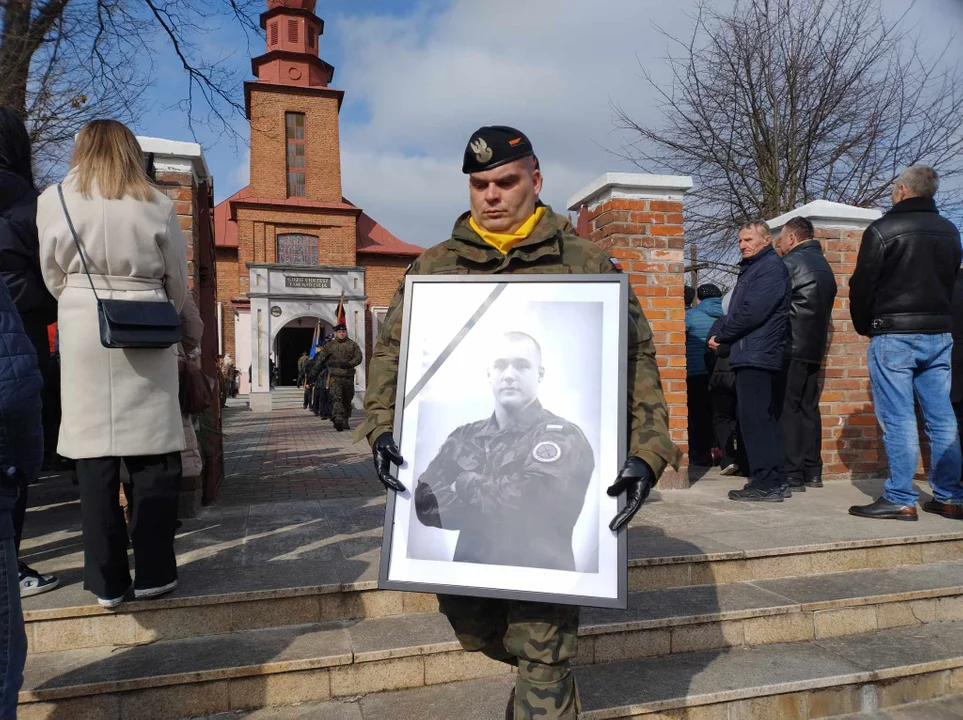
[720,463,739,476]
[134,580,178,600]
[19,564,60,598]
[98,592,127,609]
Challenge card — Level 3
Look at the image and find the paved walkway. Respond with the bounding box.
[219,389,382,504]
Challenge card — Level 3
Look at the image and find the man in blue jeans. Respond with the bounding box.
[849,166,963,521]
[0,276,42,715]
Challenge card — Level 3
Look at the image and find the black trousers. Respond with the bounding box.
[686,375,713,465]
[777,360,823,483]
[76,453,181,599]
[303,385,311,409]
[710,388,748,472]
[735,368,784,491]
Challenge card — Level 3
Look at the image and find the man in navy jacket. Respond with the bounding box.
[709,222,791,501]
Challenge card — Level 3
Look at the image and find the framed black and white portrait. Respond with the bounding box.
[379,274,629,609]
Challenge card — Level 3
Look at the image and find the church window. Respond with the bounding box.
[285,112,306,197]
[270,22,278,46]
[308,27,315,49]
[277,234,319,266]
[288,19,299,43]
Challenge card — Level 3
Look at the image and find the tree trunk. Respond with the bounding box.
[0,0,37,116]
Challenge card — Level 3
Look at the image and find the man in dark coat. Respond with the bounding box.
[849,166,963,521]
[774,216,838,491]
[705,315,748,477]
[951,272,963,460]
[709,221,791,502]
[0,275,37,713]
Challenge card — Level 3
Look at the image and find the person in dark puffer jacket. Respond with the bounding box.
[0,275,40,715]
[705,315,749,477]
[0,107,60,597]
[709,221,791,502]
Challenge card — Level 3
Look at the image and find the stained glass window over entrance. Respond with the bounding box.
[277,234,319,266]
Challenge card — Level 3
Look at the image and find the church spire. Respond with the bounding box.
[253,0,334,88]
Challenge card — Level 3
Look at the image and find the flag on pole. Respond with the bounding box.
[308,320,321,358]
[336,292,346,328]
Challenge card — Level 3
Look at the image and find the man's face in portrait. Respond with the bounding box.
[738,226,771,259]
[487,333,544,411]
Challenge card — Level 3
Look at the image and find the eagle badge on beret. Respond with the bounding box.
[533,441,562,463]
[470,137,493,164]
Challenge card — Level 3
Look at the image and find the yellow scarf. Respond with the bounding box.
[469,207,547,255]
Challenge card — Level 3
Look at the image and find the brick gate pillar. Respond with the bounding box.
[767,201,885,482]
[568,173,693,489]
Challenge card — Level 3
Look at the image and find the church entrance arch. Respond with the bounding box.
[273,316,332,386]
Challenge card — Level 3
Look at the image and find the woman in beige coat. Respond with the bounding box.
[37,120,188,608]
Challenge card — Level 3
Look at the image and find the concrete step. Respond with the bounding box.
[175,621,963,720]
[24,528,963,654]
[19,562,963,718]
[832,695,963,718]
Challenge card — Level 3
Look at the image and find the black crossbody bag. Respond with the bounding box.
[57,184,182,349]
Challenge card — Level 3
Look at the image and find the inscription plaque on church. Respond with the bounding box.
[285,276,332,289]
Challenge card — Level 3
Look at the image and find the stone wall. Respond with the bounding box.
[569,174,693,489]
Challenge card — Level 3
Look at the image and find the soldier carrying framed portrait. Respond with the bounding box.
[377,274,629,609]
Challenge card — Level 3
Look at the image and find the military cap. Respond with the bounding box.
[333,323,347,332]
[697,283,723,300]
[462,126,535,174]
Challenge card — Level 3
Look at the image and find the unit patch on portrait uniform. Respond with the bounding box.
[533,440,562,463]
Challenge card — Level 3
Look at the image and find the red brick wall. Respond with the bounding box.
[364,255,410,307]
[155,171,200,294]
[585,199,689,488]
[248,87,343,203]
[816,226,885,480]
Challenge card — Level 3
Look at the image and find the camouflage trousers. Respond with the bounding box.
[329,378,354,428]
[437,595,580,719]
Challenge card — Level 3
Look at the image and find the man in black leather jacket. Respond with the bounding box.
[849,166,963,521]
[774,217,838,492]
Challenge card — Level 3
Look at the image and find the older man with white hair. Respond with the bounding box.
[849,166,963,521]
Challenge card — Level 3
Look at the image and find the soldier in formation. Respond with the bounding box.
[359,126,680,720]
[314,323,362,431]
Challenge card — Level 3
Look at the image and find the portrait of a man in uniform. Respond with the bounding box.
[413,330,596,572]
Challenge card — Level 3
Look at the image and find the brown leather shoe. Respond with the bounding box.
[849,497,918,521]
[922,500,963,519]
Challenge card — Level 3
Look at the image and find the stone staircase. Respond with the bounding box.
[18,478,963,719]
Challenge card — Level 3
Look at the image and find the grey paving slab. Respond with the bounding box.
[347,613,457,661]
[359,675,515,720]
[751,560,963,606]
[582,582,797,632]
[813,619,963,674]
[23,622,353,697]
[201,703,364,720]
[575,639,864,713]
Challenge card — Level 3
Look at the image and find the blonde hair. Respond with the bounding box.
[739,220,772,241]
[70,120,155,202]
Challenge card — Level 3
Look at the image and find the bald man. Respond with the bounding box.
[414,331,595,572]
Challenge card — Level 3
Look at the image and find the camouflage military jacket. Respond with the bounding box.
[414,400,594,571]
[318,338,362,379]
[358,205,681,478]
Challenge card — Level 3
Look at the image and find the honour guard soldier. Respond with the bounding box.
[359,126,680,719]
[316,324,362,431]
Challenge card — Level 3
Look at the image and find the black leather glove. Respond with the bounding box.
[373,433,406,492]
[607,457,655,532]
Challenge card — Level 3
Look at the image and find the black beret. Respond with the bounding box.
[684,285,696,306]
[333,324,347,332]
[462,126,535,174]
[697,284,723,300]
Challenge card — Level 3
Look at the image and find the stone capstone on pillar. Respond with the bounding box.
[767,200,884,482]
[568,173,693,489]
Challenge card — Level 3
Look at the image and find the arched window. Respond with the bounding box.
[277,234,319,266]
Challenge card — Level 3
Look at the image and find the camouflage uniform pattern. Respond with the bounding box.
[438,595,580,719]
[358,206,681,720]
[415,400,595,572]
[317,338,362,428]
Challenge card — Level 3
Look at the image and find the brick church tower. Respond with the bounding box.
[214,0,422,409]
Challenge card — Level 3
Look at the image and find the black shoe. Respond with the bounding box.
[804,477,824,488]
[849,497,918,521]
[787,480,807,493]
[728,486,784,502]
[779,484,792,498]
